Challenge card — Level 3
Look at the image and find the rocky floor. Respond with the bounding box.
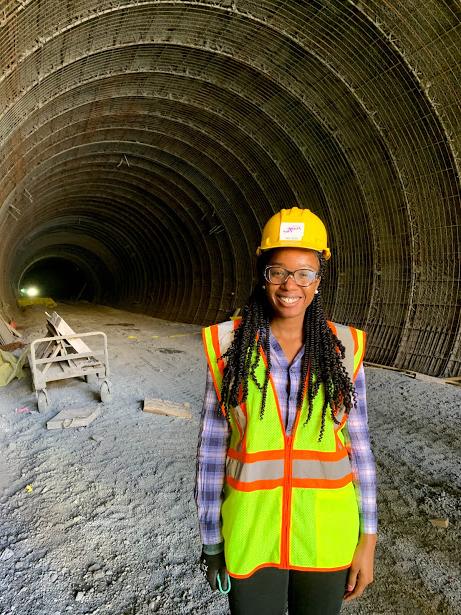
[0,303,460,615]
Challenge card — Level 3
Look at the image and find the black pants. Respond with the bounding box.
[228,567,349,615]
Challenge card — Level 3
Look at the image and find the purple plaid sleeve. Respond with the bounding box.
[344,364,378,534]
[194,367,229,546]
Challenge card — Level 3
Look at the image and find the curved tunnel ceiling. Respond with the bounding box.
[0,1,460,376]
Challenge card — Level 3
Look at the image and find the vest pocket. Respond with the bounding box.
[222,485,283,576]
[290,484,359,569]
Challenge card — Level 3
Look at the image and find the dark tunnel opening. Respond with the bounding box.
[20,257,96,303]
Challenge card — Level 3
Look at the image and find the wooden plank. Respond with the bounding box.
[0,316,15,345]
[34,351,103,365]
[35,366,103,382]
[363,361,403,372]
[430,518,449,528]
[46,312,92,354]
[445,380,461,388]
[47,406,100,430]
[0,341,25,352]
[143,399,191,419]
[364,361,454,385]
[412,372,444,384]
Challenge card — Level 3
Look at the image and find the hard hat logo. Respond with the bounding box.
[257,206,331,260]
[280,222,304,241]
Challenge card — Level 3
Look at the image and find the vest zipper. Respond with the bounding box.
[281,433,293,568]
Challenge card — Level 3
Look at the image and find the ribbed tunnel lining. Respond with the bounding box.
[0,0,460,376]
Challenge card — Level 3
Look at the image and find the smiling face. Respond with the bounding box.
[264,248,321,324]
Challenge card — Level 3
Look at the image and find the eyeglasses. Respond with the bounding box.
[264,266,319,287]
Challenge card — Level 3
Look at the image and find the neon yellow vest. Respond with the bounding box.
[202,319,366,578]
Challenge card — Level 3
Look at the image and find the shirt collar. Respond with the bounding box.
[257,326,304,369]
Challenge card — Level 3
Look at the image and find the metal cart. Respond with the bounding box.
[30,330,111,412]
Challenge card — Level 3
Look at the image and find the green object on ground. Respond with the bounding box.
[0,349,28,387]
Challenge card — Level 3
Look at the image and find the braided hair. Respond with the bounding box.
[219,250,357,441]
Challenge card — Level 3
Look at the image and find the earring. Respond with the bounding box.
[314,290,319,294]
[262,285,266,290]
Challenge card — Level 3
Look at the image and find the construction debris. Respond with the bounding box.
[0,312,21,346]
[0,348,28,387]
[444,376,461,388]
[143,398,191,419]
[17,297,57,308]
[0,340,26,352]
[30,311,111,411]
[364,361,461,387]
[430,518,449,528]
[15,406,32,414]
[47,406,100,430]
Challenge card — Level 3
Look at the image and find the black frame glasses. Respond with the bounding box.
[264,266,319,287]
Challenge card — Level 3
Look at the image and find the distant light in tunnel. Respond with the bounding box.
[22,286,40,297]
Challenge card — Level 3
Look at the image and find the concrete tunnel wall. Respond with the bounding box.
[0,1,460,377]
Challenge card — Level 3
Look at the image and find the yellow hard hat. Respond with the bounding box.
[256,207,331,259]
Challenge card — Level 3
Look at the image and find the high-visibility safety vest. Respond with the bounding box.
[202,318,366,578]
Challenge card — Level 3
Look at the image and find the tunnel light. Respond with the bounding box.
[25,286,40,297]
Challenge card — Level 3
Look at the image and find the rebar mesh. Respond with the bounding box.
[0,0,460,376]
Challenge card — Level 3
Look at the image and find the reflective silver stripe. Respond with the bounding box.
[226,456,352,483]
[218,328,236,357]
[333,322,355,383]
[292,456,352,481]
[226,458,284,482]
[232,405,247,439]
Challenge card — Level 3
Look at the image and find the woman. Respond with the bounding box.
[195,207,377,615]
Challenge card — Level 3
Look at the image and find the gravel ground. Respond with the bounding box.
[0,303,460,615]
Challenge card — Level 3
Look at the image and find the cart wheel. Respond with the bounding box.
[37,389,49,412]
[100,380,112,403]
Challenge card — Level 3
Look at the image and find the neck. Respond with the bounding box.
[270,316,304,340]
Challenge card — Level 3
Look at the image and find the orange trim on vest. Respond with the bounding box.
[354,330,366,380]
[227,448,284,461]
[211,325,224,374]
[351,326,359,356]
[228,561,351,579]
[226,476,284,491]
[202,328,225,416]
[292,473,354,489]
[292,447,348,460]
[205,319,242,417]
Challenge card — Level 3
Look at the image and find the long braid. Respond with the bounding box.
[220,285,270,418]
[219,251,357,440]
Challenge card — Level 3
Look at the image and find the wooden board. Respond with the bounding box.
[45,311,92,354]
[143,399,191,419]
[0,316,17,345]
[47,406,100,430]
[364,361,460,386]
[430,518,449,528]
[0,341,25,352]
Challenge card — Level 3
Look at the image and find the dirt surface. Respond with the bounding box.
[0,303,460,615]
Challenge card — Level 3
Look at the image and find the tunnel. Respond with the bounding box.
[20,257,96,302]
[0,0,460,377]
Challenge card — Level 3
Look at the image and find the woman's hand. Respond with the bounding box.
[199,550,229,592]
[344,533,377,602]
